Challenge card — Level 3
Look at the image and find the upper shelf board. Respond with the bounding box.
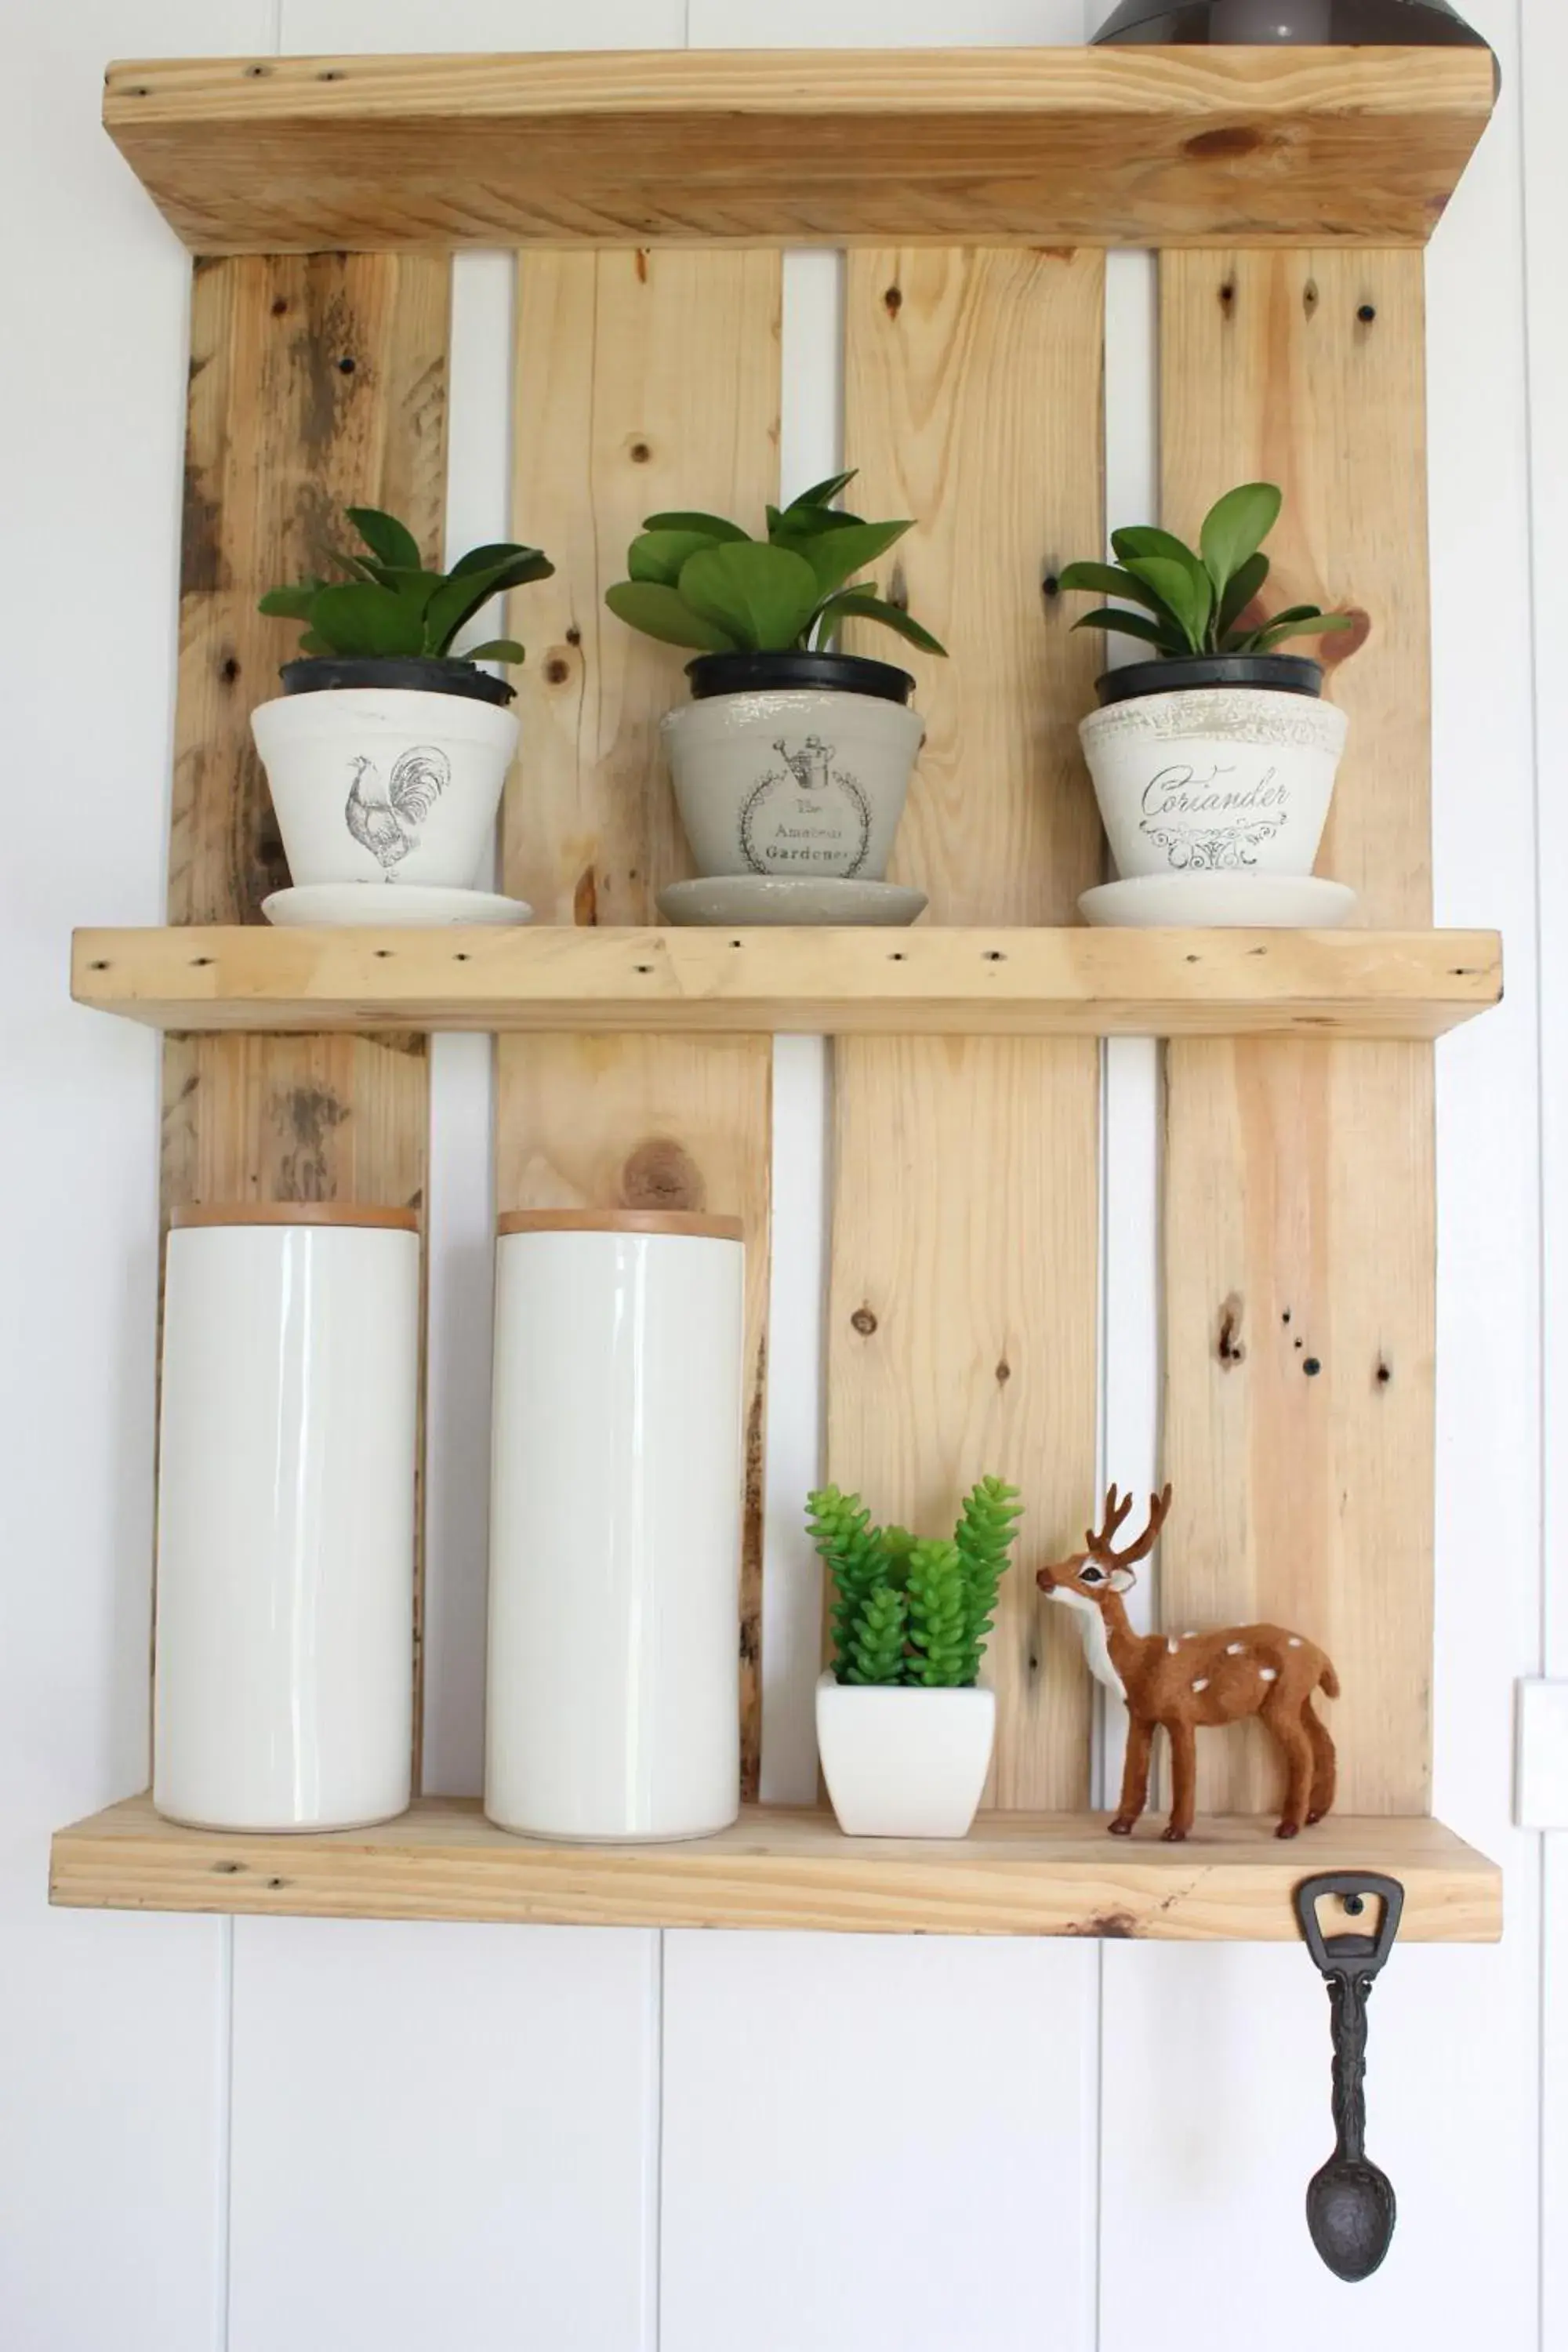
[102,46,1496,254]
[71,925,1502,1041]
[50,1795,1501,1943]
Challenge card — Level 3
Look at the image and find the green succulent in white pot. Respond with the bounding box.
[1060,484,1359,927]
[604,474,946,914]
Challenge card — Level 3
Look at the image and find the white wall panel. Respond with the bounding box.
[661,1933,1099,2352]
[0,7,270,2348]
[228,1920,660,2352]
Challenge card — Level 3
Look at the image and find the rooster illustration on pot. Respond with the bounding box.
[345,745,451,878]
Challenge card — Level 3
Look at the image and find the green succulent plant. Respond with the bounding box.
[1059,482,1356,661]
[807,1477,1022,1689]
[604,471,948,660]
[259,506,554,664]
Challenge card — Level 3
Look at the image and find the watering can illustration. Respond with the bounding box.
[774,736,834,798]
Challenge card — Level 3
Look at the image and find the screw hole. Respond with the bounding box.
[1303,1356,1322,1377]
[338,357,356,375]
[1358,303,1377,324]
[889,951,906,961]
[1342,1892,1366,1916]
[982,949,1005,963]
[1042,573,1061,599]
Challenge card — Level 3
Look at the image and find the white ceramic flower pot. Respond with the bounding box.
[815,1672,996,1839]
[252,686,519,889]
[662,689,925,880]
[153,1206,420,1834]
[1080,686,1348,880]
[486,1211,746,1843]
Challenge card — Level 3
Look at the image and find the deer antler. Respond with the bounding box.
[1087,1483,1172,1570]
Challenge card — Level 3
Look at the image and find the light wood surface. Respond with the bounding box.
[1160,251,1436,1813]
[49,1792,1502,1942]
[169,1203,420,1229]
[100,48,1496,254]
[163,253,448,1788]
[503,249,778,1794]
[496,1210,744,1240]
[73,924,1503,1038]
[832,249,1104,1809]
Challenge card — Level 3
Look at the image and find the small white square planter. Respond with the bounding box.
[815,1671,996,1839]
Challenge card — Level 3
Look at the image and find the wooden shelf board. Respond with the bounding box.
[49,1795,1501,1941]
[71,925,1501,1040]
[102,46,1496,254]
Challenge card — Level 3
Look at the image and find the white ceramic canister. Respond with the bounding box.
[661,689,926,880]
[1078,685,1348,880]
[487,1210,746,1842]
[251,686,519,889]
[153,1205,420,1832]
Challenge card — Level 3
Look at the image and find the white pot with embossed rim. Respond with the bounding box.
[815,1673,996,1839]
[1078,655,1348,890]
[661,651,926,884]
[251,660,519,892]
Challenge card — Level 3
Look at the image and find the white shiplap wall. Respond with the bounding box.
[0,2,1560,2347]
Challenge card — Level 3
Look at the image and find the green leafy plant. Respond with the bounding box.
[1058,482,1356,661]
[259,506,554,665]
[604,471,948,660]
[807,1479,1022,1688]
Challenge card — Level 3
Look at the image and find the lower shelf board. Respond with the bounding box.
[49,1796,1501,1942]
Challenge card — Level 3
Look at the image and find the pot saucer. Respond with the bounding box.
[1078,873,1358,929]
[263,884,533,928]
[657,877,927,927]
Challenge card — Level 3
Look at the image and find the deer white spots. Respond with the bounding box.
[1259,1667,1279,1682]
[1192,1677,1210,1693]
[1226,1641,1245,1654]
[1288,1636,1303,1647]
[1181,1630,1196,1641]
[1167,1637,1180,1654]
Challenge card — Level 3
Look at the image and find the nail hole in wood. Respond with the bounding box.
[729,938,742,949]
[634,964,653,975]
[212,1860,243,1875]
[243,62,269,76]
[318,67,345,80]
[1358,303,1377,324]
[1185,953,1200,964]
[982,949,1005,962]
[888,951,906,961]
[1042,573,1061,600]
[373,949,391,959]
[89,960,109,971]
[1376,1361,1392,1385]
[190,956,213,968]
[452,953,470,962]
[1303,1356,1322,1377]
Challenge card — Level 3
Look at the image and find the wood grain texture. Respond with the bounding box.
[833,250,1104,1809]
[101,48,1496,254]
[73,923,1502,1037]
[164,252,448,1782]
[503,250,779,1795]
[1159,251,1435,1814]
[49,1793,1501,1943]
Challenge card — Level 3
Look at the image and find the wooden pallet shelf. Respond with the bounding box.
[71,924,1502,1040]
[101,46,1497,255]
[49,1795,1501,1942]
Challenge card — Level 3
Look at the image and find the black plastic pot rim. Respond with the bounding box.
[1093,653,1324,708]
[279,655,517,706]
[684,649,916,707]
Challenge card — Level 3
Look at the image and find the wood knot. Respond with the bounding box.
[622,1138,704,1214]
[995,1359,1011,1385]
[1303,279,1319,316]
[565,626,582,647]
[851,1307,878,1337]
[270,297,289,317]
[629,439,652,464]
[1186,125,1263,161]
[573,866,599,927]
[1320,606,1371,666]
[544,655,571,684]
[1376,1360,1393,1386]
[1217,1294,1246,1368]
[884,285,903,315]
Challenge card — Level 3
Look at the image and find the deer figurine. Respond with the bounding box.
[1036,1485,1340,1843]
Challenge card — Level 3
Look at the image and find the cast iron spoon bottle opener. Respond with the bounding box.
[1294,1871,1405,2281]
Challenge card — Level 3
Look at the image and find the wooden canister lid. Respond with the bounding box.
[170,1203,419,1232]
[496,1209,743,1242]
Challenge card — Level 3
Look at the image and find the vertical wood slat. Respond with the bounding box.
[165,253,450,1784]
[1159,249,1434,1815]
[505,251,779,1796]
[833,249,1104,1809]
